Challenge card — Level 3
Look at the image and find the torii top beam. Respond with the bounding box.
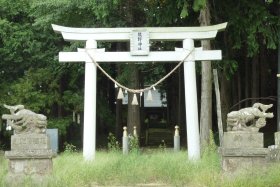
[52,23,227,42]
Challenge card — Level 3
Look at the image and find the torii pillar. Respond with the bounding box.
[183,39,200,158]
[83,40,97,160]
[52,23,227,160]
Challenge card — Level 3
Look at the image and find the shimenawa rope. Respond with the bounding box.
[84,48,195,94]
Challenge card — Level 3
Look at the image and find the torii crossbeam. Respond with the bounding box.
[52,23,227,161]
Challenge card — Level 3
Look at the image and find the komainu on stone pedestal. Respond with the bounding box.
[2,104,53,184]
[220,103,274,173]
[2,104,47,134]
[226,103,273,132]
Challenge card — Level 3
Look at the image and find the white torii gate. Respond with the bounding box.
[52,23,227,161]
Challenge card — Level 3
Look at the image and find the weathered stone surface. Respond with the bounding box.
[11,134,50,150]
[267,145,280,162]
[5,149,53,159]
[275,132,280,146]
[2,104,47,134]
[222,132,263,148]
[219,147,268,157]
[219,131,271,173]
[4,133,53,184]
[2,105,53,185]
[221,156,268,172]
[8,158,52,175]
[226,103,273,132]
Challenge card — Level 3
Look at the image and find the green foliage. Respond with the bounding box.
[2,68,57,113]
[96,96,116,130]
[145,0,193,26]
[216,0,279,57]
[0,153,7,186]
[31,0,125,27]
[129,134,140,154]
[64,142,77,153]
[107,133,120,152]
[158,139,167,151]
[214,59,238,79]
[48,117,71,136]
[193,0,206,12]
[62,90,83,112]
[201,130,217,157]
[180,1,189,18]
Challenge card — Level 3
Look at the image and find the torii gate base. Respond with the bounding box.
[53,23,227,160]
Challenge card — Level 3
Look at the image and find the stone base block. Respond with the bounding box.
[223,132,263,148]
[222,156,268,172]
[4,173,49,186]
[275,132,280,146]
[4,133,53,185]
[267,145,280,162]
[8,158,53,175]
[219,147,268,172]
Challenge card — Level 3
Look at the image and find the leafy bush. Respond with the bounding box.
[129,134,139,154]
[107,133,120,152]
[158,139,167,151]
[64,142,77,153]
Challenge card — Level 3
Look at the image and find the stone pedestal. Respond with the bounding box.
[5,134,53,184]
[275,132,280,146]
[266,132,280,162]
[220,132,268,172]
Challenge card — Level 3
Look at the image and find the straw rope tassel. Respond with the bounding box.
[147,90,153,101]
[132,94,139,105]
[117,88,124,99]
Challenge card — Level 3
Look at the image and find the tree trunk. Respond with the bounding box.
[115,65,123,140]
[244,58,250,107]
[220,71,231,130]
[251,55,260,104]
[260,45,268,97]
[199,1,212,149]
[237,68,242,109]
[127,64,140,135]
[278,31,280,130]
[277,6,280,131]
[125,0,143,137]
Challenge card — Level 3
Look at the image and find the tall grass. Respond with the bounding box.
[1,150,280,186]
[46,150,221,187]
[0,152,7,187]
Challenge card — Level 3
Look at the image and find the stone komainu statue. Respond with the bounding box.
[2,104,47,134]
[227,103,273,132]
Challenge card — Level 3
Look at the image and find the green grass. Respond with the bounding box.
[0,152,7,187]
[1,150,280,186]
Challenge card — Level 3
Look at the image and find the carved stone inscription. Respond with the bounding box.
[130,30,150,56]
[11,134,50,150]
[223,132,263,148]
